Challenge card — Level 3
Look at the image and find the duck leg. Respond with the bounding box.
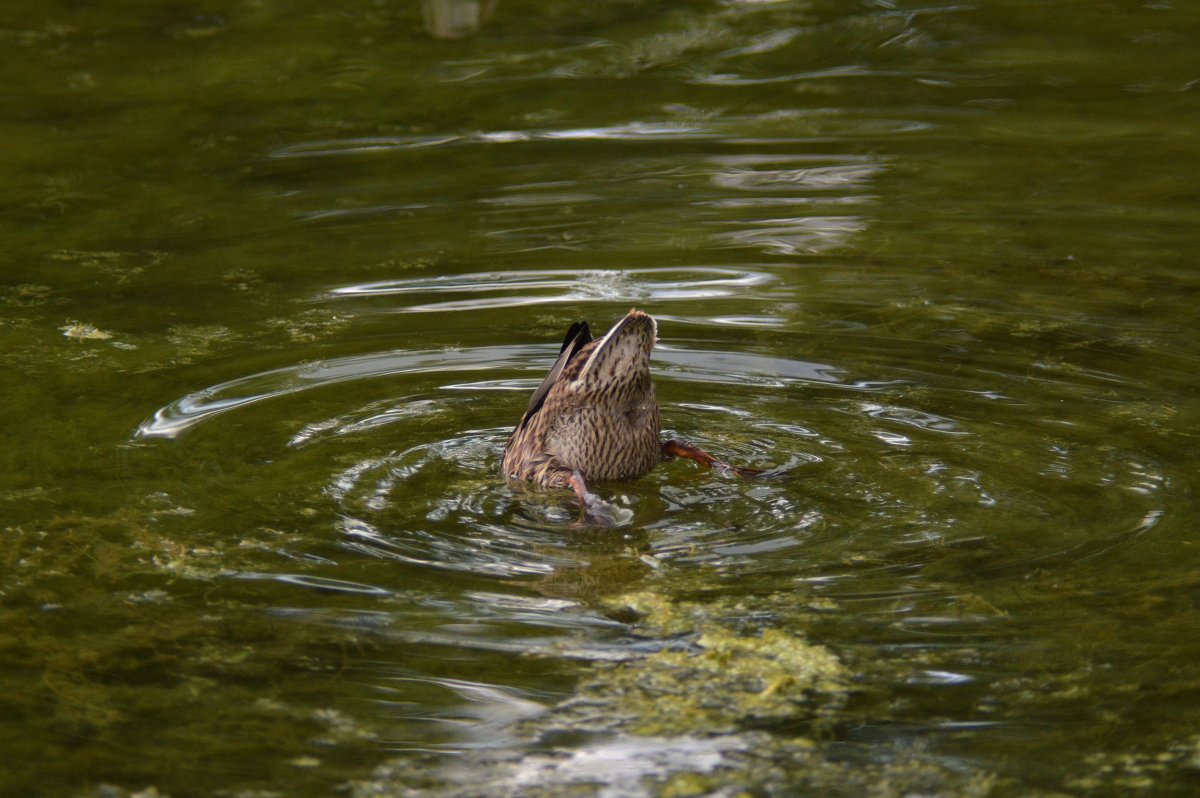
[662,439,764,478]
[567,470,604,511]
[566,470,631,525]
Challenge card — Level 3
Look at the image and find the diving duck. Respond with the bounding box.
[502,309,759,511]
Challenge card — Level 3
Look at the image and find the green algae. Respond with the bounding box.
[165,324,238,358]
[1,510,391,798]
[48,249,169,283]
[61,320,114,340]
[578,592,847,737]
[2,283,58,307]
[1066,739,1200,794]
[261,308,352,344]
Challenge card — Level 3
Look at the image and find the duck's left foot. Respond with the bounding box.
[567,470,632,525]
[662,439,766,479]
[567,470,603,509]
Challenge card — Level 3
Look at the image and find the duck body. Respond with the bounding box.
[502,310,661,489]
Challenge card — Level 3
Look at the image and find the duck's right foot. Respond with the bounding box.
[662,439,765,479]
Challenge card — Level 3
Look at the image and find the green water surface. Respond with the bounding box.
[3,1,1200,796]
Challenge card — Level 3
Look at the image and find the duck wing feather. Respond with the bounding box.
[518,320,592,429]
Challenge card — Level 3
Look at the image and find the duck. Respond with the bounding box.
[502,309,760,512]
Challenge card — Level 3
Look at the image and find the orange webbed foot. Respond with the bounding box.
[662,439,768,479]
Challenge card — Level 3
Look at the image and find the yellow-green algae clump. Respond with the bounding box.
[581,590,847,737]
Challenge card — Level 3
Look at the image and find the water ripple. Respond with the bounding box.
[233,572,393,596]
[133,303,1175,608]
[693,64,877,86]
[710,215,868,255]
[711,162,884,191]
[134,348,525,439]
[337,514,572,579]
[270,123,716,159]
[329,267,779,312]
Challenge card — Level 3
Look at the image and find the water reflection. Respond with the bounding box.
[423,0,498,40]
[378,673,544,751]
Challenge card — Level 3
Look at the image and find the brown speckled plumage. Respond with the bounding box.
[502,309,661,489]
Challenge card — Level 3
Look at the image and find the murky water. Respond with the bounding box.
[4,1,1200,796]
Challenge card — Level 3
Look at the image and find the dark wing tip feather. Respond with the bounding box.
[560,321,591,354]
[519,320,592,429]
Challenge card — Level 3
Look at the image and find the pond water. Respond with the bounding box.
[4,1,1200,796]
